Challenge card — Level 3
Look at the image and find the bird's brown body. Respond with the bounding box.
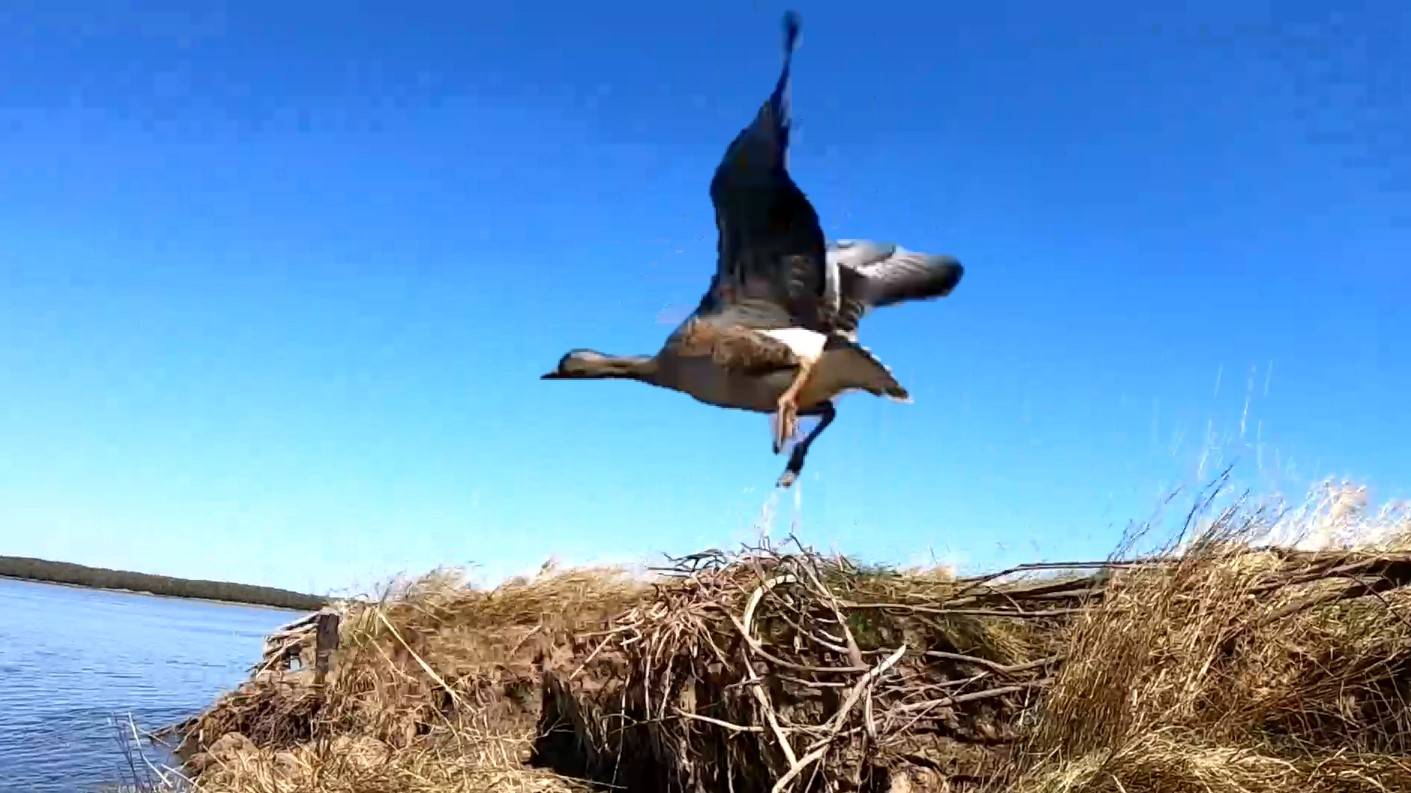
[660,316,906,414]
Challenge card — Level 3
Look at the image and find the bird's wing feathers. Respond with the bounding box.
[710,11,799,213]
[704,12,831,329]
[829,239,964,310]
[678,276,800,335]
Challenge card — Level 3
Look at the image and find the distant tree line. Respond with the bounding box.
[0,555,327,611]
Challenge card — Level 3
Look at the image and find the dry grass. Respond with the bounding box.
[998,485,1411,793]
[168,564,648,792]
[185,733,591,793]
[159,480,1411,792]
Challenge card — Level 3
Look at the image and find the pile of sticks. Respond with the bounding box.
[252,607,343,684]
[549,542,1411,792]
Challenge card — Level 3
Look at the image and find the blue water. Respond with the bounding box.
[0,577,299,793]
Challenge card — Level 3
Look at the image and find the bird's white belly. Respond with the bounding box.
[759,327,827,362]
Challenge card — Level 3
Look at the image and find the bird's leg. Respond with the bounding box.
[777,402,836,488]
[772,357,816,454]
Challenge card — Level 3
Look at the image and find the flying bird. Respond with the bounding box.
[541,11,964,487]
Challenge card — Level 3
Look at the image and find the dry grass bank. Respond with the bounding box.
[152,482,1411,792]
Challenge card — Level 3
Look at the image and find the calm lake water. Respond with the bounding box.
[0,577,298,793]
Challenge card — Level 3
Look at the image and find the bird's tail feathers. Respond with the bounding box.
[800,336,910,404]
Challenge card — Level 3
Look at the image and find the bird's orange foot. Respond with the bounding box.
[772,399,799,454]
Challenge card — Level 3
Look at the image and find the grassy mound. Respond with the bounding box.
[161,486,1411,792]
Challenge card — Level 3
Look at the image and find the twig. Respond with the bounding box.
[920,651,1062,677]
[674,708,765,733]
[795,557,866,668]
[778,645,907,790]
[829,645,908,732]
[842,602,1087,619]
[742,574,798,637]
[729,614,869,674]
[374,608,465,710]
[569,634,614,681]
[771,746,829,793]
[748,663,799,768]
[943,576,1108,608]
[894,681,1047,714]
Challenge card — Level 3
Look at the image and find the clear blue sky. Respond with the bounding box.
[2,1,1407,595]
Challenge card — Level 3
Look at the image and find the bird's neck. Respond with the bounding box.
[600,355,660,383]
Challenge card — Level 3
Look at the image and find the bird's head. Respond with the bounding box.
[541,349,657,381]
[541,349,609,379]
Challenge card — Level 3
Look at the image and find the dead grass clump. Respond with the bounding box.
[186,735,592,793]
[1009,731,1411,793]
[174,563,650,792]
[180,676,323,753]
[996,491,1411,793]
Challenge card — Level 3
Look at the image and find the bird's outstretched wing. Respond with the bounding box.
[705,11,830,331]
[827,239,965,336]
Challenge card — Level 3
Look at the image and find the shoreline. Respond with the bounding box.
[0,574,318,613]
[0,555,328,612]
